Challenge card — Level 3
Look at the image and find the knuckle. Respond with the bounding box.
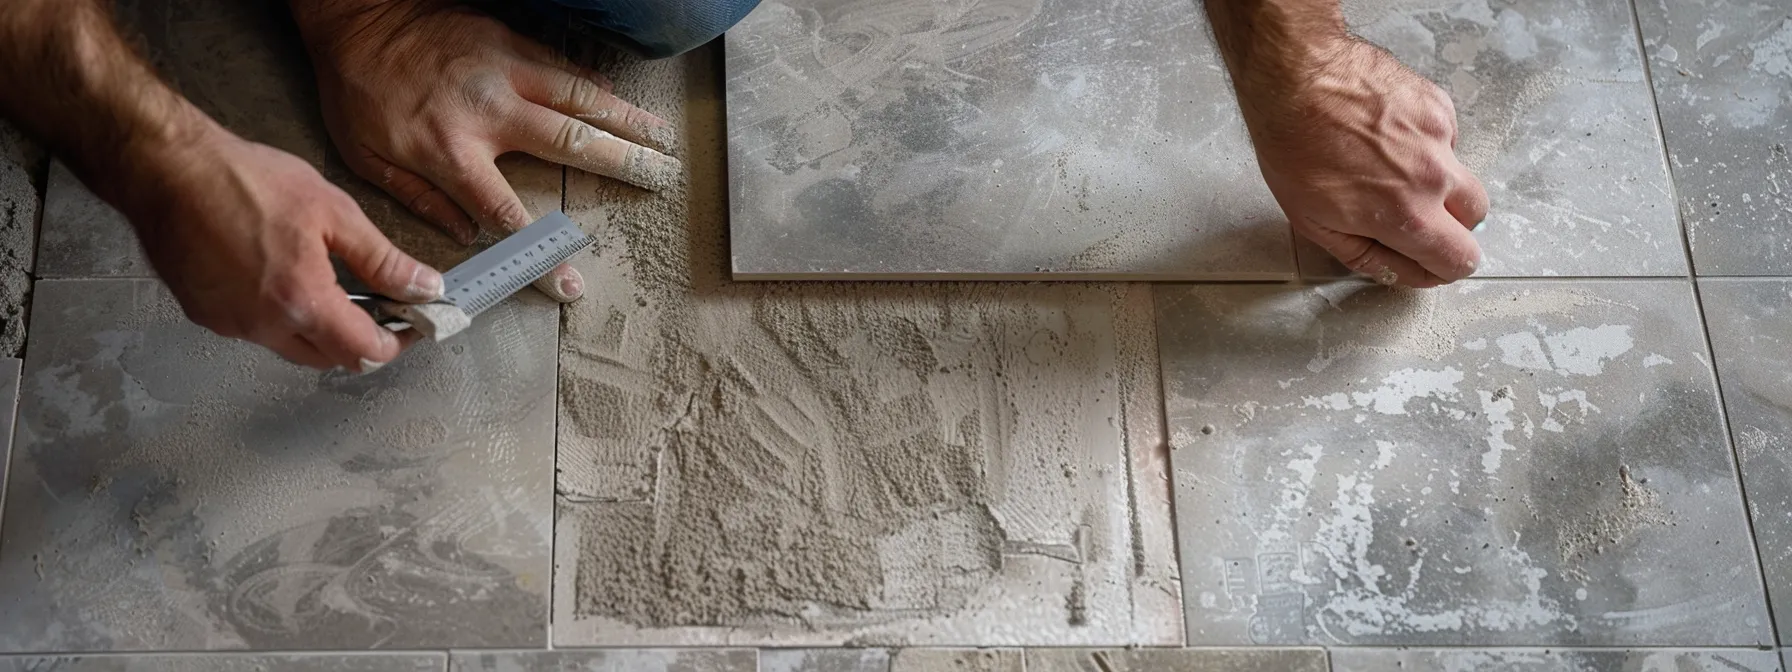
[553,118,599,154]
[459,72,513,116]
[559,76,607,112]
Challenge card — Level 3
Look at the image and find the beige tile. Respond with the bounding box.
[887,649,1020,672]
[1026,648,1327,672]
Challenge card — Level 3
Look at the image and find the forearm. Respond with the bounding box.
[1204,0,1351,118]
[0,0,218,210]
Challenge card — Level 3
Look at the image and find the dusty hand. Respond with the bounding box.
[293,1,681,302]
[122,124,442,371]
[1243,39,1488,288]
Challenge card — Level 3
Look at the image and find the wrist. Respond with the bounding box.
[107,109,235,231]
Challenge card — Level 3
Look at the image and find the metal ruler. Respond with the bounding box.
[441,210,593,318]
[350,211,593,341]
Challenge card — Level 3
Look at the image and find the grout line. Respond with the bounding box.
[1626,0,1783,646]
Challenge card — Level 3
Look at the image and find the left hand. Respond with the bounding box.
[290,0,682,302]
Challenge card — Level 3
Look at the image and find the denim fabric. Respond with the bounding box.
[538,0,762,59]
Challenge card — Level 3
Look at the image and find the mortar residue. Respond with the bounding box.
[560,47,1128,632]
[1557,465,1670,581]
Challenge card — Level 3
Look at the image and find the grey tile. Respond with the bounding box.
[1699,278,1792,643]
[37,161,146,279]
[449,650,754,672]
[758,649,888,672]
[0,278,556,651]
[1332,648,1784,671]
[552,46,1182,647]
[725,0,1295,280]
[1158,280,1769,645]
[887,650,1021,672]
[1025,648,1327,672]
[1635,0,1792,275]
[1297,0,1685,277]
[0,653,445,672]
[0,358,18,538]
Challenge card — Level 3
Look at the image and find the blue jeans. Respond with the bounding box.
[539,0,762,59]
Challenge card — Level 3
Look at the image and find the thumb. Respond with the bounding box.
[328,207,444,303]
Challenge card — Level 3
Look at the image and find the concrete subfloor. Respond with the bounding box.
[0,0,1790,670]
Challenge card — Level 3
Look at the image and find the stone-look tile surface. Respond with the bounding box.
[0,279,556,651]
[759,650,889,672]
[1636,0,1792,275]
[0,358,18,536]
[1025,648,1327,672]
[34,0,558,280]
[0,653,445,672]
[1332,648,1784,671]
[725,0,1294,280]
[887,650,1020,672]
[552,46,1181,647]
[1700,279,1792,643]
[449,650,755,672]
[1159,280,1769,646]
[1297,0,1685,277]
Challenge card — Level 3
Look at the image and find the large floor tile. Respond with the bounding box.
[1158,280,1768,645]
[1298,0,1686,278]
[449,650,754,672]
[1025,648,1327,672]
[34,0,555,280]
[1333,648,1783,671]
[725,0,1295,280]
[0,653,445,672]
[1699,278,1792,642]
[551,46,1182,647]
[0,358,18,536]
[0,279,556,651]
[1635,0,1792,275]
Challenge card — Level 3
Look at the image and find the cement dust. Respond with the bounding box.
[560,48,1123,629]
[1557,465,1670,582]
[0,120,42,358]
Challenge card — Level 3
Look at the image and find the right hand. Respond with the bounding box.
[1241,39,1488,288]
[119,123,443,371]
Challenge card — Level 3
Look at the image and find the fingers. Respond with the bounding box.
[1365,203,1482,283]
[326,206,445,304]
[266,333,334,370]
[347,152,480,245]
[430,152,586,302]
[511,61,677,154]
[505,102,682,192]
[1301,220,1448,289]
[1445,164,1490,229]
[301,292,406,370]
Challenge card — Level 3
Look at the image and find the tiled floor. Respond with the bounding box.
[2,0,1791,671]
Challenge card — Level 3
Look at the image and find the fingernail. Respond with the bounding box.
[558,273,584,300]
[357,358,385,374]
[1472,218,1488,232]
[408,266,444,301]
[377,326,397,349]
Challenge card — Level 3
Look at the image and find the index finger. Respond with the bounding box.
[301,288,406,369]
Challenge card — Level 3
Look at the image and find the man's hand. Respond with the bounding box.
[0,0,439,371]
[125,123,442,371]
[290,0,682,302]
[1207,1,1488,287]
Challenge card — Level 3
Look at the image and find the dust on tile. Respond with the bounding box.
[449,650,755,672]
[759,649,889,672]
[888,649,1021,672]
[1699,279,1792,643]
[1635,0,1792,274]
[1299,0,1684,277]
[550,46,1181,647]
[0,121,39,357]
[1025,648,1327,672]
[0,280,556,650]
[1332,648,1785,671]
[1159,281,1768,645]
[726,0,1294,280]
[0,653,445,672]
